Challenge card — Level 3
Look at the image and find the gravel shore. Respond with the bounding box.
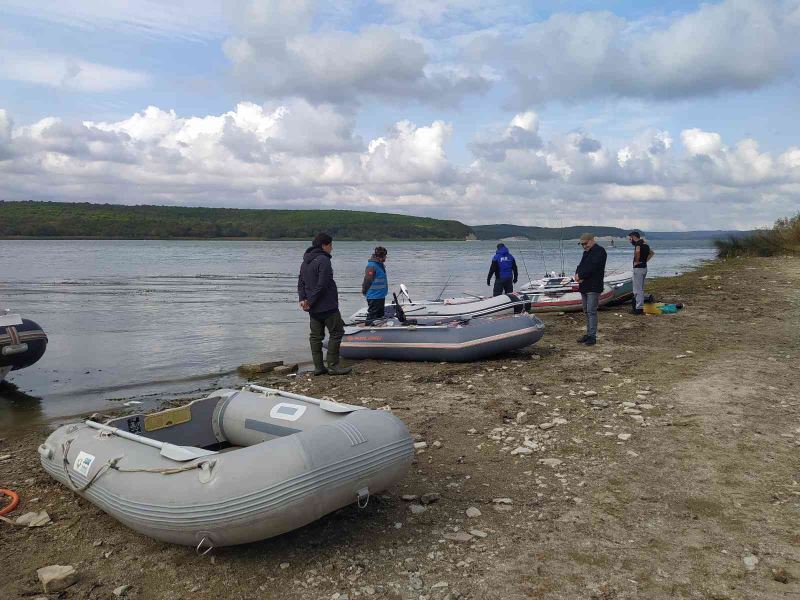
[1,256,799,599]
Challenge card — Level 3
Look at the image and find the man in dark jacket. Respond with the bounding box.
[362,246,388,325]
[487,243,518,296]
[297,233,351,376]
[574,233,607,346]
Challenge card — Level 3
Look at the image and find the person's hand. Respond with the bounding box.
[513,278,518,284]
[573,274,580,283]
[299,300,310,311]
[487,280,491,286]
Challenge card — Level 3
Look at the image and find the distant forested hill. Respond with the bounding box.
[472,224,755,240]
[0,201,473,240]
[472,224,628,240]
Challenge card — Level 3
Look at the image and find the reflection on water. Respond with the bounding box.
[0,239,714,424]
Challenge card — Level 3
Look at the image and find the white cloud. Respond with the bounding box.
[0,50,151,92]
[494,0,800,106]
[1,104,799,229]
[222,1,491,105]
[0,0,227,40]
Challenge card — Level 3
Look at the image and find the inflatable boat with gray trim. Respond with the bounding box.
[38,385,413,548]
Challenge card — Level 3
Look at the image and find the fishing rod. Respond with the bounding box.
[518,248,532,285]
[435,274,454,301]
[558,220,565,276]
[537,239,548,275]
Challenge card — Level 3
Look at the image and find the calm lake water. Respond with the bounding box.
[0,239,714,426]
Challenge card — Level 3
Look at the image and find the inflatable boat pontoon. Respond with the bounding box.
[1,312,48,383]
[350,291,533,323]
[336,313,544,362]
[39,386,413,548]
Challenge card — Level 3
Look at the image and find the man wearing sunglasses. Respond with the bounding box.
[574,233,607,346]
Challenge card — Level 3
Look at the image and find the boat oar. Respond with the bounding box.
[246,384,365,413]
[85,421,217,462]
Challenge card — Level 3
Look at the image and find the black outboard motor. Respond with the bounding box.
[392,294,416,325]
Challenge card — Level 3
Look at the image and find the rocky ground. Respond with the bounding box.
[1,256,799,600]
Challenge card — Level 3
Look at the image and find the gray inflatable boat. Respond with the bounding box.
[336,314,545,362]
[39,385,413,548]
[350,292,533,323]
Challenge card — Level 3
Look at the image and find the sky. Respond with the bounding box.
[0,0,799,230]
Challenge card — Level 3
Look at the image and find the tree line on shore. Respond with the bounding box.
[0,201,472,240]
[715,213,800,257]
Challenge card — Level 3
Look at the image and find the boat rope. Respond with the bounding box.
[0,488,19,516]
[61,438,210,494]
[196,536,214,556]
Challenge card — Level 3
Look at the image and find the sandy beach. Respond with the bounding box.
[1,256,798,600]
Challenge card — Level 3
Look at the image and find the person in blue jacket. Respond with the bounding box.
[361,246,388,325]
[487,243,518,296]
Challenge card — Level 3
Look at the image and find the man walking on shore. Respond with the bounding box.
[297,233,351,376]
[628,231,653,315]
[487,243,518,296]
[574,233,607,346]
[362,246,389,325]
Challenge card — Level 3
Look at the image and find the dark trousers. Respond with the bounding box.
[492,278,514,297]
[365,298,386,325]
[309,310,345,365]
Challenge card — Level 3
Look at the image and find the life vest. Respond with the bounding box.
[365,260,388,299]
[493,248,515,280]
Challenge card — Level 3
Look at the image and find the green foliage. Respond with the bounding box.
[715,213,800,257]
[0,201,473,240]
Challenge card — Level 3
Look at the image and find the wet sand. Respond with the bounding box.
[1,256,799,599]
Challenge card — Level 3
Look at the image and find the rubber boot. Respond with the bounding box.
[311,350,328,376]
[325,342,352,376]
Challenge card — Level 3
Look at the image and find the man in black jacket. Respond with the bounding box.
[297,233,351,376]
[574,233,607,346]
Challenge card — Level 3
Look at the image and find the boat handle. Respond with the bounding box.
[37,444,53,460]
[196,536,214,556]
[356,487,370,509]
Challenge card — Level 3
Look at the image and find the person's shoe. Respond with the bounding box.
[630,308,644,315]
[327,363,352,376]
[584,336,597,346]
[577,334,590,343]
[313,366,329,376]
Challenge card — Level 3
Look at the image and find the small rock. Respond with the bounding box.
[539,458,563,468]
[629,415,645,423]
[430,581,449,590]
[626,450,639,457]
[420,492,440,505]
[590,399,609,408]
[515,411,528,424]
[113,584,132,597]
[465,507,482,518]
[469,529,488,538]
[401,494,418,502]
[279,562,290,570]
[273,363,299,375]
[602,367,613,373]
[492,497,513,505]
[538,422,555,430]
[413,442,428,450]
[92,540,103,547]
[583,390,598,397]
[510,446,533,456]
[552,417,568,425]
[443,532,473,542]
[409,504,427,515]
[15,510,51,527]
[37,565,78,593]
[743,555,759,571]
[432,440,442,448]
[617,433,632,441]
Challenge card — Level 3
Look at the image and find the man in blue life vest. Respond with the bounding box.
[487,243,518,296]
[361,246,388,325]
[297,233,351,376]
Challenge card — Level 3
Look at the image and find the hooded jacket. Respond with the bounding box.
[362,254,388,299]
[298,246,339,317]
[487,246,518,285]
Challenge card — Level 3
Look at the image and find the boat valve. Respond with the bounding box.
[195,536,214,556]
[37,444,53,460]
